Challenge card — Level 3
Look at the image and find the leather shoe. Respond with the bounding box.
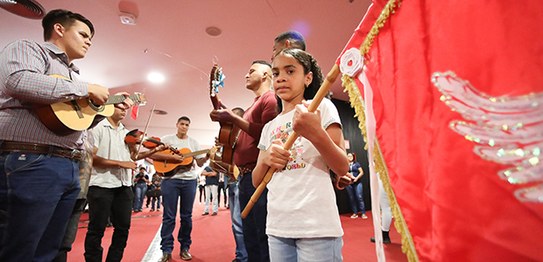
[370,236,391,244]
[160,252,172,262]
[181,249,192,261]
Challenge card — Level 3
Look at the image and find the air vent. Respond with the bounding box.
[0,0,45,19]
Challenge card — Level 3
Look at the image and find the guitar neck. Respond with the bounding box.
[182,149,210,158]
[210,95,222,110]
[104,94,142,105]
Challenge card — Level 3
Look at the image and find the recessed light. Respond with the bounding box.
[205,26,222,37]
[147,71,165,84]
[152,109,168,115]
[119,12,136,25]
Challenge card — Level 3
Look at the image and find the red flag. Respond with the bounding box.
[130,104,139,120]
[341,0,543,261]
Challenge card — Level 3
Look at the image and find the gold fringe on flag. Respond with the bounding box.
[341,0,419,261]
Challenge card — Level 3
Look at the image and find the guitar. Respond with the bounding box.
[154,148,211,175]
[35,92,146,136]
[209,64,241,170]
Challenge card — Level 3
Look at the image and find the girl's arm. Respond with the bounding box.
[252,139,290,187]
[292,104,349,176]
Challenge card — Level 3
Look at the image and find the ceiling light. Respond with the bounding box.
[147,71,165,84]
[119,12,136,25]
[205,26,222,37]
[152,109,168,115]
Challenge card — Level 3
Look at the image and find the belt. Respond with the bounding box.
[0,141,83,161]
[238,165,255,175]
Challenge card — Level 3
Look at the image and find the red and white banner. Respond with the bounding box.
[339,0,543,261]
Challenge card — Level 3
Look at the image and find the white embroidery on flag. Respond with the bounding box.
[432,71,543,203]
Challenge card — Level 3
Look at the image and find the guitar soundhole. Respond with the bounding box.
[88,99,104,112]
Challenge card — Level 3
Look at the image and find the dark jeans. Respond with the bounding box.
[160,178,197,253]
[54,198,88,262]
[0,152,80,262]
[84,186,134,262]
[239,172,269,262]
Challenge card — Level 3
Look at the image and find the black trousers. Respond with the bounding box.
[84,186,134,262]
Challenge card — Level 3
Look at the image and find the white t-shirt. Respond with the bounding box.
[89,119,133,188]
[258,98,344,238]
[160,134,204,180]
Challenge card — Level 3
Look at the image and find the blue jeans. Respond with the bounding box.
[160,178,197,253]
[133,182,147,211]
[346,182,365,214]
[268,235,343,262]
[0,152,80,262]
[228,181,248,262]
[238,172,269,262]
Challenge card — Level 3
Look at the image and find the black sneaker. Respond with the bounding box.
[181,249,192,261]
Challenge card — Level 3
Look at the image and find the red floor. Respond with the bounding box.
[69,201,407,261]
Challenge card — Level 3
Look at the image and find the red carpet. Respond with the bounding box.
[69,202,407,261]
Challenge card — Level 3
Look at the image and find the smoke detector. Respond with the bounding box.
[119,12,136,25]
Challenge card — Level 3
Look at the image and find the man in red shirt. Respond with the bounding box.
[210,60,277,262]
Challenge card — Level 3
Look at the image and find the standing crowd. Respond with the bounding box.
[0,8,384,262]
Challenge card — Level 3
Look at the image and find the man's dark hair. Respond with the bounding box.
[42,9,94,41]
[274,31,306,51]
[177,116,191,123]
[252,60,271,68]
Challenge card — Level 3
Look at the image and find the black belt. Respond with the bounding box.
[0,141,83,161]
[238,165,255,175]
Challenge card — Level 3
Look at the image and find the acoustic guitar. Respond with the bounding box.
[154,148,211,175]
[35,94,146,136]
[209,64,241,171]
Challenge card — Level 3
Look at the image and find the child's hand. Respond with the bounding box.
[262,139,290,170]
[292,101,322,141]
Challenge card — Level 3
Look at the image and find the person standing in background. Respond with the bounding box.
[202,164,219,216]
[217,172,228,208]
[152,116,208,261]
[345,152,367,219]
[133,166,149,212]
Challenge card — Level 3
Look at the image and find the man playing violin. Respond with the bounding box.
[152,116,208,262]
[84,105,165,262]
[210,60,277,262]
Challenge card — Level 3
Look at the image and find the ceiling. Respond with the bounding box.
[0,0,371,146]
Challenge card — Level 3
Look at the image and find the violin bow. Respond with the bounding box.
[136,104,157,154]
[240,64,341,219]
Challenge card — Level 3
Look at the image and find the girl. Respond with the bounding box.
[252,48,349,262]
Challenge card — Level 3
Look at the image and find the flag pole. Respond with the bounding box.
[241,64,341,219]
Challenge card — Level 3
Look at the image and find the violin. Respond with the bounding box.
[125,129,164,149]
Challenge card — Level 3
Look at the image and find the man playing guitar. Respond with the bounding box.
[209,60,277,262]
